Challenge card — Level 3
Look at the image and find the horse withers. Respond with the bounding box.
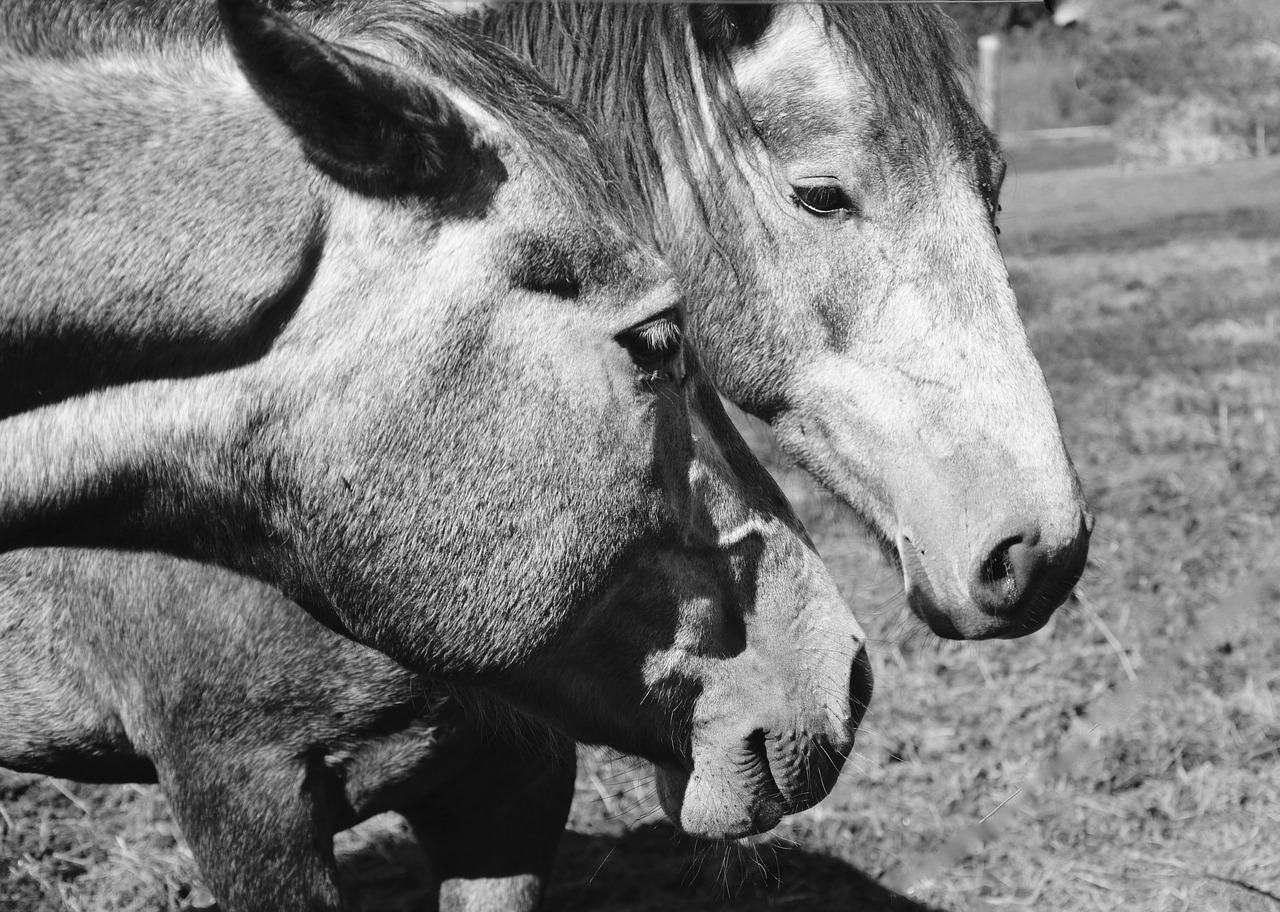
[0,0,870,855]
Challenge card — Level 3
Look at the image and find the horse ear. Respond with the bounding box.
[689,4,775,54]
[217,0,486,198]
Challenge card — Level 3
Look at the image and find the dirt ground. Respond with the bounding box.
[3,156,1279,911]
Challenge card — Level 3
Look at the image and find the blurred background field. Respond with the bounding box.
[946,0,1280,167]
[4,4,1280,910]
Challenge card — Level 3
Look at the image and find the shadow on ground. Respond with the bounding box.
[547,825,941,912]
[333,815,939,912]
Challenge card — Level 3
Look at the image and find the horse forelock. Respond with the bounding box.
[477,3,744,246]
[323,2,650,246]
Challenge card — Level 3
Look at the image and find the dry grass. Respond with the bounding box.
[4,159,1279,911]
[0,779,203,912]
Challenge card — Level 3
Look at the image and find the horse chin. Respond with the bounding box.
[653,755,785,840]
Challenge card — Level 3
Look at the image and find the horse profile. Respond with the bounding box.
[1,0,871,859]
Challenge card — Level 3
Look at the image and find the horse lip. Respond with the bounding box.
[654,761,781,839]
[992,604,1056,639]
[654,733,806,838]
[899,534,966,639]
[906,588,965,639]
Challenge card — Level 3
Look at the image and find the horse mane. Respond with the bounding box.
[0,0,647,240]
[475,2,996,232]
[472,4,733,238]
[0,1,368,54]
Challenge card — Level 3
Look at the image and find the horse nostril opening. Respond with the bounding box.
[970,530,1044,617]
[981,543,1017,585]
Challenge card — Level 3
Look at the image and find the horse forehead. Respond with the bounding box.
[731,8,858,121]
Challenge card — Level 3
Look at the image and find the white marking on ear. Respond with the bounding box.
[343,35,506,143]
[220,58,255,96]
[716,517,776,550]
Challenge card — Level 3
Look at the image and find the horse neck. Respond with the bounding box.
[0,53,326,418]
[0,0,224,54]
[0,1,379,55]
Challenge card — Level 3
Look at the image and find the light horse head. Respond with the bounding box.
[483,2,1091,640]
[0,0,869,837]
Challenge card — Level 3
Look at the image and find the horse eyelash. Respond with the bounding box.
[791,185,860,218]
[635,317,681,351]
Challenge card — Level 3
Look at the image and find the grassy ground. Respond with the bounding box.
[3,158,1279,911]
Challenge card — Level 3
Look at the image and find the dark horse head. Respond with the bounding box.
[0,0,870,837]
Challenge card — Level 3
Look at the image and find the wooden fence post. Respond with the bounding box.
[977,33,1002,133]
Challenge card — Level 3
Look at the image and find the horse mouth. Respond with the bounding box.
[653,726,851,839]
[653,749,786,840]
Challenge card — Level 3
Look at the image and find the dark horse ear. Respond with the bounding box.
[689,4,775,55]
[217,0,485,198]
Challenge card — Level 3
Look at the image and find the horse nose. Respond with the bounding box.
[969,515,1090,619]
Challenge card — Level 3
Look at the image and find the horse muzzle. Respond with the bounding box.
[655,642,873,839]
[899,509,1092,639]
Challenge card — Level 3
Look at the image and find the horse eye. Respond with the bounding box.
[791,183,858,218]
[616,309,685,383]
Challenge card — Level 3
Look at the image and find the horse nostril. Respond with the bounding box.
[970,528,1045,617]
[981,544,1016,585]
